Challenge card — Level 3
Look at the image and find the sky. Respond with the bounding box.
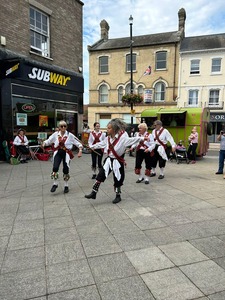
[82,0,225,104]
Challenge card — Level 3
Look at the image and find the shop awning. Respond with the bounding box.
[157,111,186,114]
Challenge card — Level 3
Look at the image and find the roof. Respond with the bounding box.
[88,31,182,52]
[180,33,225,52]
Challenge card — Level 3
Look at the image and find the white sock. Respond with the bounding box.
[64,182,68,187]
[145,176,149,181]
[160,168,164,176]
[152,168,156,174]
[53,180,58,186]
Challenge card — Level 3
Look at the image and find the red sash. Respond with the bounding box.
[155,128,167,149]
[92,131,102,144]
[136,132,149,151]
[54,135,74,159]
[18,135,25,143]
[107,131,126,165]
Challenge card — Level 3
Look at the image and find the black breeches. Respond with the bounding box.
[96,157,125,188]
[17,145,30,154]
[187,143,198,161]
[91,149,103,169]
[151,147,167,168]
[135,149,152,170]
[53,149,69,174]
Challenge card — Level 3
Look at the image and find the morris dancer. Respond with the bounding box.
[13,128,30,163]
[130,123,155,184]
[88,122,106,179]
[85,118,149,204]
[42,120,83,193]
[151,120,176,179]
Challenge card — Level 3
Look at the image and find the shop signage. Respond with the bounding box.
[210,113,225,122]
[144,89,153,103]
[28,67,71,87]
[22,103,36,112]
[16,113,27,126]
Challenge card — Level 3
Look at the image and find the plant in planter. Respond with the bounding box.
[122,93,144,106]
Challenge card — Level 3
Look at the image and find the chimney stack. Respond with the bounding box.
[178,8,186,39]
[100,19,109,41]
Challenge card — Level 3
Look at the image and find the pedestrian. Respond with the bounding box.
[215,130,225,176]
[42,120,83,193]
[187,126,198,164]
[151,120,176,179]
[85,118,149,204]
[88,122,106,179]
[13,128,30,163]
[130,123,155,184]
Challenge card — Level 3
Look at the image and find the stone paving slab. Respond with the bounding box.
[1,152,225,299]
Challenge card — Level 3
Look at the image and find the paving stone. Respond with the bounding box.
[159,241,208,266]
[46,240,85,265]
[141,267,204,300]
[190,236,225,259]
[213,257,225,270]
[8,231,44,250]
[208,291,225,299]
[15,210,44,221]
[98,276,155,300]
[180,260,225,295]
[47,259,94,294]
[88,252,137,283]
[76,222,111,239]
[1,246,45,273]
[0,267,46,300]
[81,234,122,257]
[114,231,154,251]
[45,227,78,245]
[144,226,185,245]
[44,205,71,218]
[12,219,44,234]
[48,285,101,300]
[44,215,74,230]
[105,218,140,234]
[125,246,174,274]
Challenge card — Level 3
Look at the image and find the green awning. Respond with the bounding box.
[157,111,186,114]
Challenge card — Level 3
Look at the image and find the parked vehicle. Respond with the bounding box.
[141,107,212,156]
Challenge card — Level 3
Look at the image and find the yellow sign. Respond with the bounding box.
[131,109,135,115]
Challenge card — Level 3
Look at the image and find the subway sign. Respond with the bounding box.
[28,67,71,86]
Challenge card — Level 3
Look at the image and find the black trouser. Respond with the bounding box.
[187,143,198,161]
[96,157,125,188]
[17,145,30,154]
[91,149,103,169]
[135,149,152,170]
[53,149,69,174]
[151,145,167,168]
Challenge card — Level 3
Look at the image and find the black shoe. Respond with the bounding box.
[145,180,149,184]
[150,173,156,177]
[51,185,58,192]
[158,175,164,179]
[215,171,223,174]
[85,191,96,199]
[136,178,144,183]
[64,187,69,193]
[112,194,121,204]
[24,160,28,163]
[20,160,24,164]
[92,174,96,179]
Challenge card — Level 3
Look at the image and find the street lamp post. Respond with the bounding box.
[129,15,133,126]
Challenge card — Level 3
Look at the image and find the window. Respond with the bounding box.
[188,90,199,106]
[137,85,144,97]
[154,82,165,101]
[190,59,200,74]
[126,54,136,72]
[211,58,221,73]
[209,89,220,105]
[118,86,123,103]
[99,114,111,128]
[156,51,167,70]
[30,7,49,57]
[99,56,108,73]
[99,84,109,103]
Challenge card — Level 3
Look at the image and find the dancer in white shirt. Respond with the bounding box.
[85,118,149,204]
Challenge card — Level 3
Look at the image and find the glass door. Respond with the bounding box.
[56,110,78,136]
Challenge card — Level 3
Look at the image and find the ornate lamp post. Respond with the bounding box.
[129,15,134,125]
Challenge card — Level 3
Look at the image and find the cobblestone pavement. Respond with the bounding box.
[0,149,225,300]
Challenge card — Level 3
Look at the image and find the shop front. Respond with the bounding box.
[209,112,225,143]
[0,59,84,154]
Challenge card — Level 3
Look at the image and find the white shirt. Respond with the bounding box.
[13,135,29,146]
[91,131,145,158]
[152,128,176,148]
[43,131,82,150]
[88,130,106,147]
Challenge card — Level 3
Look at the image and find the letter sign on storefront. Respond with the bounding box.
[28,67,71,86]
[22,103,36,112]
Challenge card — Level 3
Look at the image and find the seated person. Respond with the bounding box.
[13,128,30,163]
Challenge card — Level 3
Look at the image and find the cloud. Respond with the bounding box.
[82,0,225,103]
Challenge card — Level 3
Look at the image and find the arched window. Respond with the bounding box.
[154,82,165,101]
[125,83,131,94]
[137,85,144,97]
[99,84,108,103]
[118,86,123,103]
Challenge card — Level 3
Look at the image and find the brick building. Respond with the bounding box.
[0,0,84,158]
